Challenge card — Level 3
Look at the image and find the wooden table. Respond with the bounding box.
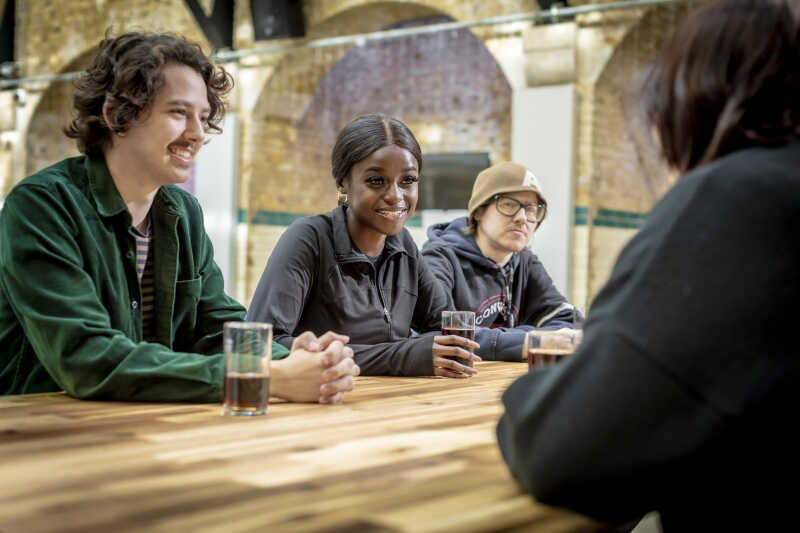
[0,362,605,533]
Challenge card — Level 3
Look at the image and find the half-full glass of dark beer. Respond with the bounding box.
[223,322,272,416]
[441,310,476,367]
[524,329,582,371]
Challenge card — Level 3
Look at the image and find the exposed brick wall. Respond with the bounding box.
[24,54,91,176]
[17,0,207,78]
[574,1,703,308]
[303,0,538,33]
[590,3,697,213]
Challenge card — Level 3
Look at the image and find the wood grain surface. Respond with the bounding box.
[0,362,606,533]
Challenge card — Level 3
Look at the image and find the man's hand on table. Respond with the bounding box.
[270,331,360,404]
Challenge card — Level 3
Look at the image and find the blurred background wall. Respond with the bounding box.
[0,0,702,310]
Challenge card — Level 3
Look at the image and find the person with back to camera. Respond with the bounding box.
[495,0,800,530]
[0,32,359,404]
[422,162,582,362]
[247,114,481,378]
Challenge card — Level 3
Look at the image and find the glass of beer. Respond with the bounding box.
[524,329,583,371]
[223,322,272,416]
[441,310,476,367]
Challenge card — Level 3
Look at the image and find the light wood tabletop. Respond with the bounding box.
[0,361,606,533]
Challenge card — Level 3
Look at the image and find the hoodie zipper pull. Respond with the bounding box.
[383,307,391,323]
[503,268,515,328]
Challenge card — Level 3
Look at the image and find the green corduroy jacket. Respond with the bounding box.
[0,155,288,401]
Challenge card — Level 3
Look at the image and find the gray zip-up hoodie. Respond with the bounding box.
[422,217,578,361]
[247,206,446,376]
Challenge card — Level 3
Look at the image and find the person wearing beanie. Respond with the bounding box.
[421,162,580,361]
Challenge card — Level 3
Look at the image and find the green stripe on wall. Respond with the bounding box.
[237,207,644,229]
[573,206,647,229]
[249,211,306,226]
[574,206,589,226]
[593,208,647,229]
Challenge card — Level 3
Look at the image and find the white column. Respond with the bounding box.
[193,113,239,296]
[511,85,576,296]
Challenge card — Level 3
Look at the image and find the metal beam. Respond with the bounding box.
[182,0,234,51]
[0,0,15,68]
[215,0,692,62]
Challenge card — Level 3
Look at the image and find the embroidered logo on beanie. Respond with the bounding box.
[467,162,547,217]
[522,169,540,189]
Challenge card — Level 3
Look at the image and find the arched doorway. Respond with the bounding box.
[584,2,696,303]
[25,52,95,176]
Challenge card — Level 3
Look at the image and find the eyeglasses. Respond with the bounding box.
[492,194,546,223]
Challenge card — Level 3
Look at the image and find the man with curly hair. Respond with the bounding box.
[0,32,359,403]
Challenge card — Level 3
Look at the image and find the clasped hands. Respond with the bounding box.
[270,331,360,404]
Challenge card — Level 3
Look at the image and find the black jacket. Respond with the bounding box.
[496,141,800,531]
[421,217,577,361]
[247,206,447,376]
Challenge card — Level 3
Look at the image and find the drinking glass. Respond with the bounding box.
[222,322,272,416]
[524,329,583,371]
[441,310,476,367]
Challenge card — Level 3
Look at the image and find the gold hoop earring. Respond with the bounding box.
[337,190,348,205]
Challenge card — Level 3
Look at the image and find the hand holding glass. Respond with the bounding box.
[441,310,476,368]
[223,322,272,416]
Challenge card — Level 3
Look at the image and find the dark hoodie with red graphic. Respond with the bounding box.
[422,217,579,361]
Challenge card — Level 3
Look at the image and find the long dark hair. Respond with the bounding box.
[65,31,233,157]
[331,114,422,187]
[643,0,800,173]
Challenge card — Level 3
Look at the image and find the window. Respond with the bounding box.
[419,152,490,210]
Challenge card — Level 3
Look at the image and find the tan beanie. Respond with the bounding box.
[467,162,547,217]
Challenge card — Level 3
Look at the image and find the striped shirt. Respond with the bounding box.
[131,219,156,342]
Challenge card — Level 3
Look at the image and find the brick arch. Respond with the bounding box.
[582,3,697,303]
[18,0,209,79]
[306,1,447,38]
[590,3,696,213]
[304,0,535,33]
[24,51,96,176]
[246,5,512,217]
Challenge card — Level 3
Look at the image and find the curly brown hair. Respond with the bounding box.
[64,31,234,156]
